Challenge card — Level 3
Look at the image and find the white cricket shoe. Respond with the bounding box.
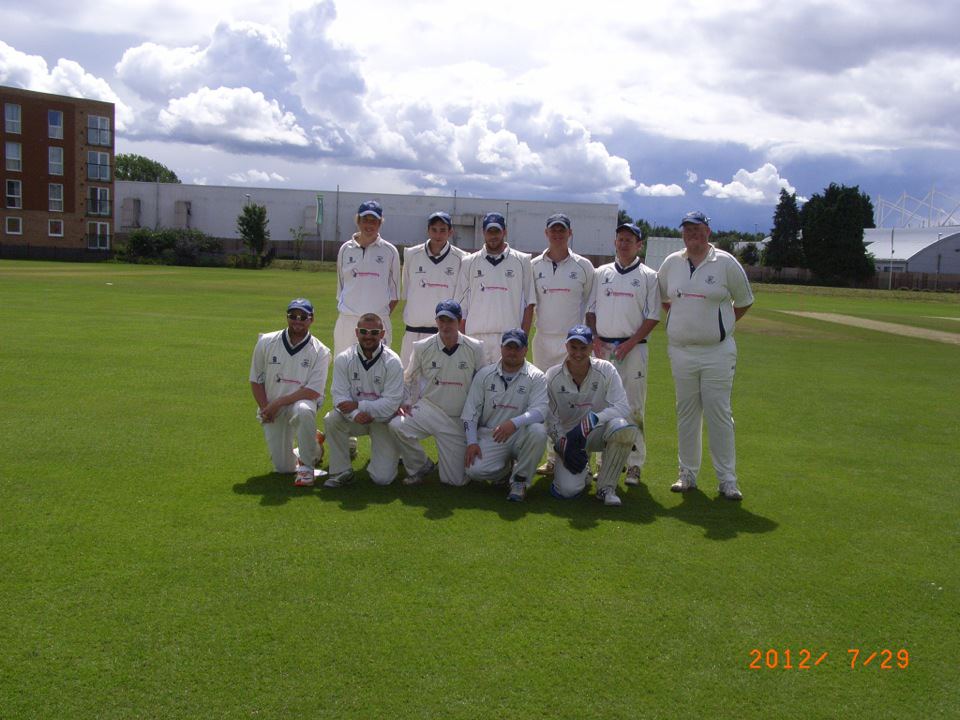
[507,479,527,502]
[403,459,436,486]
[348,436,358,461]
[597,486,622,507]
[536,460,555,476]
[294,467,315,487]
[323,470,354,488]
[624,466,642,486]
[719,481,743,501]
[671,469,698,493]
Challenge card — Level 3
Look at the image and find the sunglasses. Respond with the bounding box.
[357,328,383,336]
[287,312,310,321]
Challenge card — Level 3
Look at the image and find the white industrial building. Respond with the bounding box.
[865,226,960,274]
[114,181,619,259]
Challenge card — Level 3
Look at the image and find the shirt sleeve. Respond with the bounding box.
[526,368,549,421]
[389,244,401,303]
[403,342,423,405]
[727,257,755,307]
[330,352,353,408]
[457,256,472,317]
[546,376,561,442]
[596,365,631,426]
[522,253,536,307]
[657,258,670,304]
[400,248,411,302]
[645,269,662,321]
[249,333,267,384]
[587,268,599,314]
[460,369,486,431]
[581,258,595,310]
[336,243,346,297]
[304,343,331,397]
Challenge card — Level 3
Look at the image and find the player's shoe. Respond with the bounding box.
[536,460,555,476]
[624,466,642,486]
[671,469,698,493]
[597,486,622,507]
[294,467,315,487]
[507,478,527,502]
[323,470,354,488]
[719,481,743,501]
[348,436,358,461]
[403,459,436,486]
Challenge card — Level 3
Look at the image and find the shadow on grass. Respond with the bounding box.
[234,466,778,538]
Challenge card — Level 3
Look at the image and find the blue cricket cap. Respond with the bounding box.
[566,324,593,345]
[435,299,462,320]
[546,212,571,229]
[358,200,383,218]
[482,212,506,231]
[287,298,314,315]
[680,210,710,227]
[501,328,528,347]
[616,222,643,240]
[428,211,452,227]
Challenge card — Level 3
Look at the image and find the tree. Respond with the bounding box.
[739,243,760,266]
[618,209,633,225]
[800,183,875,283]
[237,203,271,266]
[115,154,181,183]
[764,189,803,271]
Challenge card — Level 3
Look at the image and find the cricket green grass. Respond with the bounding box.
[1,261,957,719]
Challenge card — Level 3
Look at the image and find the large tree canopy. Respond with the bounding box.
[115,154,181,183]
[800,183,875,283]
[765,189,804,271]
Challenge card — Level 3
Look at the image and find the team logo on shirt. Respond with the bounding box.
[376,255,384,264]
[416,265,425,274]
[489,383,497,391]
[458,361,468,369]
[347,256,356,264]
[602,277,613,285]
[270,356,279,364]
[431,361,438,368]
[445,267,455,276]
[631,279,642,287]
[353,372,359,379]
[706,275,716,284]
[591,381,599,390]
[476,269,484,278]
[505,269,515,278]
[301,359,310,368]
[537,271,544,279]
[374,376,382,384]
[569,272,578,280]
[517,385,526,394]
[558,385,569,394]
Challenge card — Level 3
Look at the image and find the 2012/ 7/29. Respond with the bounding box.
[748,648,909,670]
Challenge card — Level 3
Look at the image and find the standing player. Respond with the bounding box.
[546,325,637,506]
[457,212,535,366]
[586,222,660,486]
[389,300,484,486]
[399,211,467,367]
[461,329,549,502]
[334,200,401,357]
[658,211,753,500]
[530,212,595,475]
[323,314,404,487]
[249,299,331,487]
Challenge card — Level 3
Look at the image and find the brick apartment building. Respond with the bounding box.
[2,86,115,257]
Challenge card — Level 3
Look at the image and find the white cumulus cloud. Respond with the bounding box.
[702,163,799,204]
[635,183,685,197]
[685,170,698,184]
[227,169,288,183]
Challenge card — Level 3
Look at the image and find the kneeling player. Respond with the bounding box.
[461,329,549,501]
[389,300,483,485]
[249,299,331,486]
[546,325,637,506]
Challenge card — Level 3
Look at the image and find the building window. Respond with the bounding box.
[87,115,111,146]
[5,217,22,235]
[49,183,64,212]
[87,151,110,181]
[5,142,21,172]
[87,221,110,249]
[87,187,110,216]
[48,110,64,139]
[49,219,64,237]
[6,179,22,209]
[4,104,21,134]
[49,147,64,175]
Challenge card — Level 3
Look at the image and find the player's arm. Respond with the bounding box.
[615,318,659,360]
[597,366,630,424]
[734,304,752,320]
[358,355,404,420]
[330,354,358,416]
[521,303,535,334]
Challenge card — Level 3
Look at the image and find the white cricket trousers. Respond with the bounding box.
[464,423,548,484]
[667,337,738,485]
[334,313,394,357]
[388,399,468,486]
[552,418,637,498]
[399,329,436,368]
[471,332,506,366]
[261,400,319,473]
[323,410,400,485]
[595,340,649,470]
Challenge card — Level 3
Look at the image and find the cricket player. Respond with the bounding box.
[389,300,484,486]
[658,211,754,500]
[461,329,549,502]
[249,298,331,487]
[586,222,660,486]
[334,200,401,356]
[457,212,535,366]
[399,211,467,367]
[323,313,404,487]
[530,212,595,475]
[546,325,637,506]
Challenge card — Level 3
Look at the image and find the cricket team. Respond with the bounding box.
[250,201,754,505]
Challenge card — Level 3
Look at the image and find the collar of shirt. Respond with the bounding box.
[434,332,461,355]
[495,360,529,381]
[349,234,384,250]
[484,245,509,263]
[681,243,717,262]
[427,242,450,260]
[282,328,312,354]
[355,342,384,370]
[614,257,641,274]
[562,357,599,385]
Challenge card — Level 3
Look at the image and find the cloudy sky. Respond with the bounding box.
[3,0,959,231]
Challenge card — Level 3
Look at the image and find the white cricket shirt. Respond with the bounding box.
[401,241,467,329]
[330,343,404,421]
[461,360,549,432]
[545,358,631,441]
[457,245,535,335]
[250,329,330,402]
[531,250,595,335]
[588,258,661,340]
[404,332,484,417]
[658,245,754,346]
[336,234,401,317]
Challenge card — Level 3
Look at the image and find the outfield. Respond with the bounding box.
[0,260,957,719]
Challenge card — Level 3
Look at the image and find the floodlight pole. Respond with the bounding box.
[888,228,894,290]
